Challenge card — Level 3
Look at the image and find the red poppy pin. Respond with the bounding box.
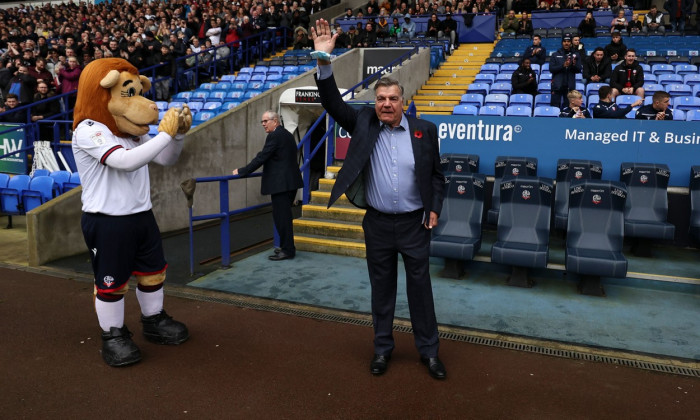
[414,130,423,139]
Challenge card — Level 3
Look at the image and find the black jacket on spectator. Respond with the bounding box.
[583,55,612,82]
[511,67,538,95]
[523,44,546,65]
[592,100,634,118]
[604,39,627,61]
[610,61,644,92]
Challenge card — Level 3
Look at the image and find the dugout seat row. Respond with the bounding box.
[431,155,681,295]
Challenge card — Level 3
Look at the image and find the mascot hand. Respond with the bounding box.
[177,104,192,134]
[158,107,180,137]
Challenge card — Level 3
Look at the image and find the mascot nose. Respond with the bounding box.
[149,103,158,112]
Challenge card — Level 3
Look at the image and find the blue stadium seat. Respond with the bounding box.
[243,90,262,100]
[0,173,9,192]
[172,91,192,101]
[199,82,216,90]
[642,83,664,96]
[500,63,519,73]
[484,93,509,107]
[63,172,81,192]
[687,110,700,121]
[148,125,159,136]
[248,81,264,90]
[249,74,266,82]
[187,102,203,112]
[480,63,500,74]
[155,101,168,111]
[208,90,227,102]
[263,81,281,90]
[49,170,71,195]
[226,90,245,100]
[657,74,683,86]
[487,156,538,226]
[537,82,551,94]
[643,74,658,82]
[231,81,248,90]
[673,109,686,120]
[491,176,553,287]
[268,66,284,74]
[586,83,605,98]
[202,102,222,111]
[490,82,512,95]
[684,74,700,87]
[467,83,490,95]
[651,64,674,75]
[440,153,480,174]
[588,96,600,111]
[215,82,232,91]
[495,73,512,83]
[234,74,251,82]
[673,96,700,111]
[32,169,50,178]
[534,94,551,107]
[298,65,314,73]
[452,104,478,115]
[533,105,559,117]
[222,101,241,111]
[505,105,532,117]
[474,74,495,85]
[667,84,693,97]
[478,105,505,116]
[219,75,236,82]
[616,95,641,107]
[430,173,486,278]
[539,73,552,83]
[252,67,268,74]
[22,176,54,212]
[283,65,298,74]
[460,93,484,107]
[0,174,30,215]
[192,111,217,125]
[566,180,628,295]
[238,67,254,74]
[266,73,282,81]
[509,94,533,107]
[675,64,698,76]
[619,162,675,243]
[283,73,297,81]
[189,90,209,102]
[553,159,603,230]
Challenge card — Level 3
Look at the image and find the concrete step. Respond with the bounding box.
[294,234,366,258]
[318,178,335,192]
[310,190,351,207]
[301,204,365,223]
[293,218,364,241]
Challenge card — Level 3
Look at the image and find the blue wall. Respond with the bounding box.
[423,115,700,187]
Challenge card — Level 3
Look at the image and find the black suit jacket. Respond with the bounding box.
[237,125,304,195]
[316,73,444,219]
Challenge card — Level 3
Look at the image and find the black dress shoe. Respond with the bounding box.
[420,356,447,380]
[370,354,391,375]
[274,247,281,254]
[269,251,294,261]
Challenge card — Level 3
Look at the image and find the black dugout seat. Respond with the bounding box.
[430,173,486,278]
[619,163,675,241]
[440,153,480,175]
[565,180,628,296]
[487,156,538,226]
[689,166,700,244]
[554,159,603,231]
[491,176,553,287]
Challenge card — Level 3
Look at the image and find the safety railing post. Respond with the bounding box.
[219,179,231,267]
[303,132,311,205]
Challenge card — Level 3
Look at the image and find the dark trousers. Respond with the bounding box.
[271,190,297,255]
[551,87,569,109]
[362,208,440,358]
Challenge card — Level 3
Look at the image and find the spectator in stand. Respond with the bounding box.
[31,81,61,139]
[427,14,443,38]
[610,49,644,99]
[572,35,586,56]
[4,64,36,105]
[664,0,692,32]
[27,57,55,92]
[550,34,583,108]
[611,0,629,15]
[154,44,174,101]
[293,27,312,49]
[57,56,81,110]
[0,94,25,123]
[517,12,533,35]
[341,8,354,20]
[611,10,628,32]
[523,34,547,66]
[358,22,377,47]
[334,25,350,48]
[122,42,144,69]
[583,47,612,83]
[578,12,597,37]
[511,57,538,96]
[389,17,402,38]
[376,16,391,39]
[346,26,359,46]
[604,31,627,64]
[626,14,642,34]
[442,13,458,48]
[206,18,222,46]
[593,85,643,118]
[500,10,520,35]
[635,90,673,120]
[398,14,416,38]
[559,90,591,118]
[644,5,666,33]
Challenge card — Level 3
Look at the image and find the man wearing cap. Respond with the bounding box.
[398,13,415,38]
[346,25,359,46]
[549,34,582,109]
[443,12,458,47]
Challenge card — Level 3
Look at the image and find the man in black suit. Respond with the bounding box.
[233,110,303,261]
[310,19,447,380]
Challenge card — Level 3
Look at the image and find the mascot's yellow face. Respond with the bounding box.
[73,58,159,138]
[100,70,158,136]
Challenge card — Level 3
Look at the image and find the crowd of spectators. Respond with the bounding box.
[0,0,338,106]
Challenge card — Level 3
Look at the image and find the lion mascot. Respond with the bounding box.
[72,58,192,367]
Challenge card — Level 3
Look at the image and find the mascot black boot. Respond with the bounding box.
[141,311,190,344]
[101,325,141,367]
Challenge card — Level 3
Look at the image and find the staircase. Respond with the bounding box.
[409,42,495,116]
[293,168,367,258]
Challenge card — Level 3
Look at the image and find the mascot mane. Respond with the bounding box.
[73,58,140,137]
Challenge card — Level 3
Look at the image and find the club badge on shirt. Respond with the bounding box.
[91,131,105,146]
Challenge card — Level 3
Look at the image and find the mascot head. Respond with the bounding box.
[73,58,159,137]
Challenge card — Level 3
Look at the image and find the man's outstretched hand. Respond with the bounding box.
[310,19,337,57]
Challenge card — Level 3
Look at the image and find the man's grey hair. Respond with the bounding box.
[374,77,404,97]
[264,110,280,121]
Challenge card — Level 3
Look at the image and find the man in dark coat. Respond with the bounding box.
[310,19,447,380]
[550,34,582,108]
[610,48,644,98]
[583,47,612,84]
[233,110,303,261]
